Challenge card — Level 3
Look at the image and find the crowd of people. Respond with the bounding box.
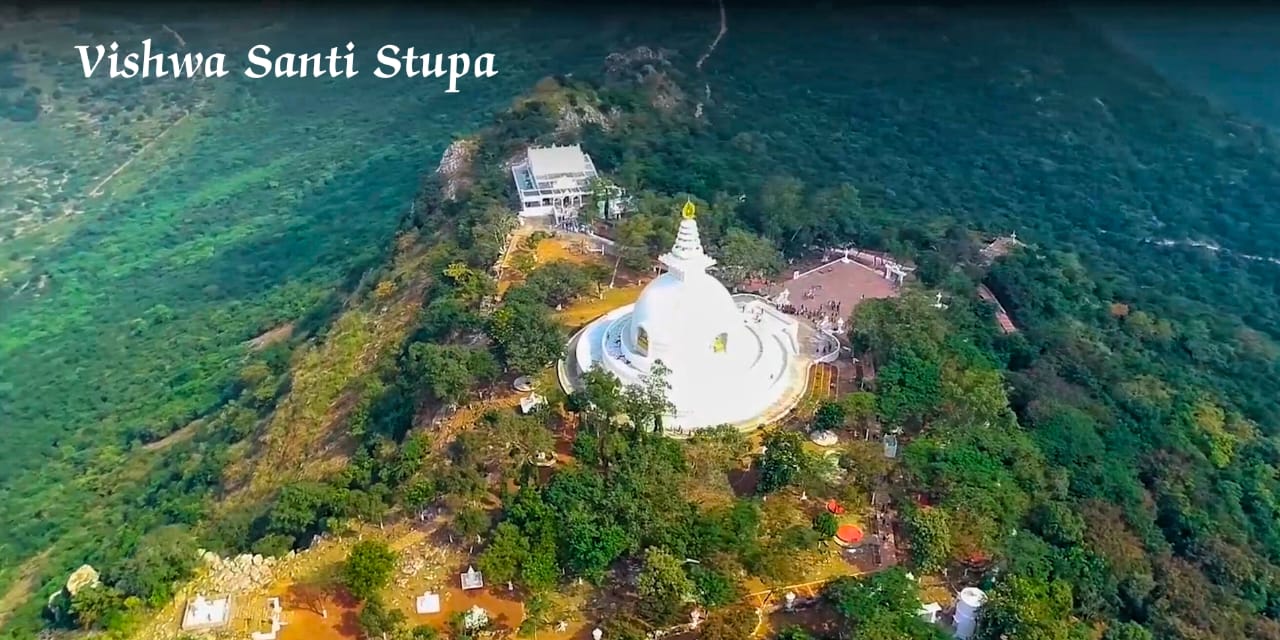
[779,296,844,328]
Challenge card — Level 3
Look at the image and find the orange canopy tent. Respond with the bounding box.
[835,524,863,545]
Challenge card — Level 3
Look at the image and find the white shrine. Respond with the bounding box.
[181,594,230,631]
[562,200,808,433]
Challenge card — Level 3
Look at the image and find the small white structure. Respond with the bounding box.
[954,587,987,640]
[519,393,546,414]
[416,592,442,615]
[563,200,807,433]
[460,566,484,590]
[883,434,899,459]
[250,598,286,640]
[181,594,231,631]
[919,601,942,624]
[592,629,604,640]
[595,184,633,220]
[810,430,838,447]
[511,144,599,218]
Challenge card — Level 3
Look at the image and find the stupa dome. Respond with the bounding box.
[563,198,808,433]
[626,269,743,369]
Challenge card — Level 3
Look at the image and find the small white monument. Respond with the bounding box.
[919,602,942,624]
[519,393,546,414]
[249,596,286,640]
[181,594,231,631]
[592,629,604,640]
[690,608,705,628]
[415,592,442,615]
[460,566,484,590]
[883,434,899,459]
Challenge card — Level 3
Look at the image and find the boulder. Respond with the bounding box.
[65,564,100,597]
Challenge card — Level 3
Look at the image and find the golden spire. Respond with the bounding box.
[681,199,696,220]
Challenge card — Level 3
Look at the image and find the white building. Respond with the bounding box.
[511,144,599,218]
[562,201,809,434]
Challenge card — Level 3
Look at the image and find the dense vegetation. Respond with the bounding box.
[0,5,714,634]
[7,5,1280,640]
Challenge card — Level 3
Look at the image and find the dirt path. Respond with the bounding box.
[696,0,729,71]
[142,418,202,452]
[88,109,194,198]
[0,550,51,626]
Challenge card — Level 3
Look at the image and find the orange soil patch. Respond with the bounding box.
[278,586,361,640]
[401,585,525,636]
[554,284,644,331]
[534,235,595,266]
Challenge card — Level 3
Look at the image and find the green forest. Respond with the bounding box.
[0,5,712,632]
[5,4,1280,640]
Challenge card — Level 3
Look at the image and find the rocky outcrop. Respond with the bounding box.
[603,46,686,114]
[197,549,286,594]
[64,564,101,596]
[392,544,450,590]
[436,138,478,202]
[556,102,613,134]
[604,46,675,81]
[45,564,101,615]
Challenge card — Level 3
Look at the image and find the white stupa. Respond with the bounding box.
[562,200,808,433]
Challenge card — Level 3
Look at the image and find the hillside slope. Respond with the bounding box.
[0,4,718,632]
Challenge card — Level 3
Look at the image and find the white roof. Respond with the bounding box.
[461,566,484,589]
[182,595,230,628]
[527,145,591,177]
[416,592,441,614]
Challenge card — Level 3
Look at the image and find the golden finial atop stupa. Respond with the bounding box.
[681,199,696,220]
